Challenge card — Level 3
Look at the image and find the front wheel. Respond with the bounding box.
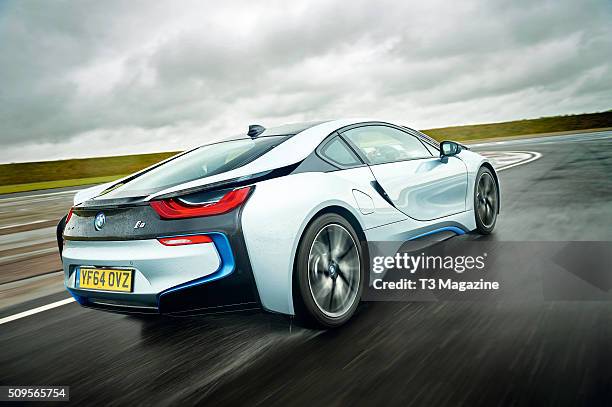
[293,213,365,328]
[474,166,499,234]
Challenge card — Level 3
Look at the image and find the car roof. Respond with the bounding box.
[148,118,375,199]
[262,120,330,136]
[207,120,331,145]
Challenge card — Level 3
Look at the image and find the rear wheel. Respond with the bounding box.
[293,213,364,328]
[474,166,499,234]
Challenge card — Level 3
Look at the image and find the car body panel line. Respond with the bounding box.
[157,232,235,299]
[408,226,466,240]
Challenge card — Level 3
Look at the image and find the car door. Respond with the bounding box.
[340,124,468,221]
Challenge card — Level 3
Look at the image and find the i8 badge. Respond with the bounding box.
[94,212,106,231]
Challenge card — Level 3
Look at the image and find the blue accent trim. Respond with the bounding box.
[67,267,87,305]
[66,288,87,305]
[157,232,235,299]
[74,266,80,288]
[409,226,466,240]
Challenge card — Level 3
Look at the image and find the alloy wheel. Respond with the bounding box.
[307,223,360,318]
[476,172,498,228]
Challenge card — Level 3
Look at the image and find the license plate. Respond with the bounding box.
[78,267,133,292]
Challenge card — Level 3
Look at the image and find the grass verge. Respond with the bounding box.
[0,175,128,195]
[422,111,612,142]
[1,110,610,195]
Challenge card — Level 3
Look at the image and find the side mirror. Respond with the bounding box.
[440,141,461,161]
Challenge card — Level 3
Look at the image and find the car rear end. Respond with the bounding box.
[61,134,290,315]
[62,188,261,314]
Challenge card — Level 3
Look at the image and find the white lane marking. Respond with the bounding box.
[479,151,542,171]
[0,219,51,230]
[0,297,75,326]
[496,151,542,171]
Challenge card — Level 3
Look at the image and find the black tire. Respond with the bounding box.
[293,213,365,328]
[474,166,499,234]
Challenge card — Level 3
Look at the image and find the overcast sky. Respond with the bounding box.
[0,0,610,163]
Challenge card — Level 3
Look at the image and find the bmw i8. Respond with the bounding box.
[57,119,500,327]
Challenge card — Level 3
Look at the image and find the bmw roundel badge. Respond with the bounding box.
[94,212,106,231]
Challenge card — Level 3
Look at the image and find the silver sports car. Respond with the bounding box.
[57,119,499,327]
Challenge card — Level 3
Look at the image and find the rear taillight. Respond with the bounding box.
[66,208,74,223]
[150,186,252,219]
[158,235,213,246]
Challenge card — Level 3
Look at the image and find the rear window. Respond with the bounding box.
[99,136,286,198]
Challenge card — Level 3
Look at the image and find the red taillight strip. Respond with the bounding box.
[66,208,74,223]
[150,186,252,219]
[158,235,213,246]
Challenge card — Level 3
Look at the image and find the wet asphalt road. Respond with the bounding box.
[0,187,80,284]
[1,131,612,406]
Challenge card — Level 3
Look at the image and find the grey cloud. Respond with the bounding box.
[0,0,610,162]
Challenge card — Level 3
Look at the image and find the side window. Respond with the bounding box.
[423,143,439,156]
[408,128,440,155]
[319,136,362,167]
[342,125,433,165]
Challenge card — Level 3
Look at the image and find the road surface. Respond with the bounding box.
[1,131,611,406]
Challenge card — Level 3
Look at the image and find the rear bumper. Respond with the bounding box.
[63,233,260,314]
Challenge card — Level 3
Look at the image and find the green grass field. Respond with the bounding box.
[422,110,612,142]
[1,111,610,195]
[0,152,178,195]
[0,175,132,195]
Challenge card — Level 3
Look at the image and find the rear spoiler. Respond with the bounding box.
[148,162,301,200]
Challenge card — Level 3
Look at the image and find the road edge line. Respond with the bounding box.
[0,298,75,326]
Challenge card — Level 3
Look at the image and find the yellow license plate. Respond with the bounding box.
[78,267,133,292]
